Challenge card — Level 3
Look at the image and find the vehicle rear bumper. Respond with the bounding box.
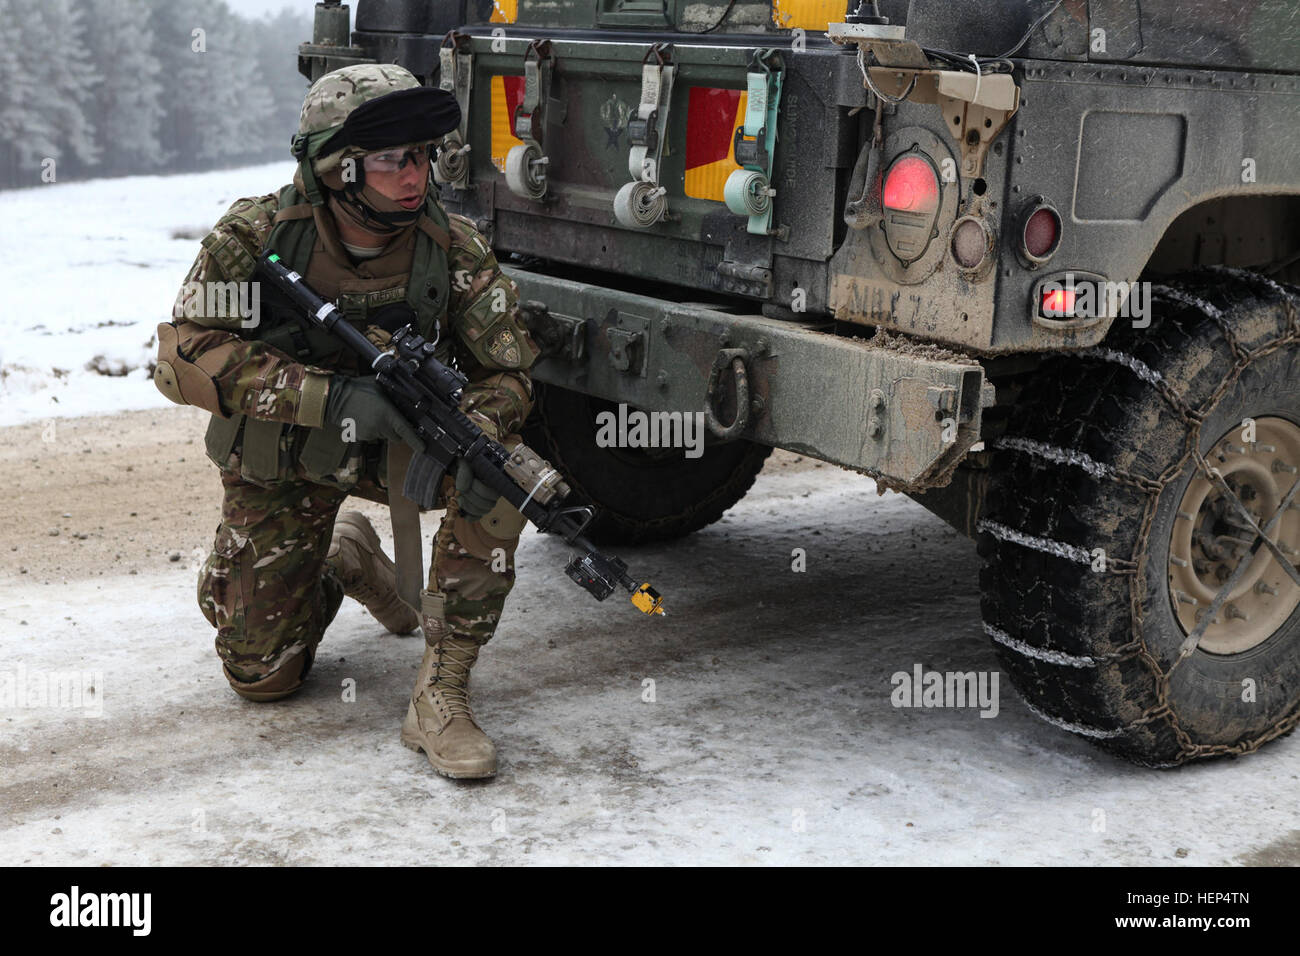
[508,265,990,490]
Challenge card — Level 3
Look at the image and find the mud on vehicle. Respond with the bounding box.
[299,0,1300,765]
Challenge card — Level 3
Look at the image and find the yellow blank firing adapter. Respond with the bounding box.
[631,583,665,616]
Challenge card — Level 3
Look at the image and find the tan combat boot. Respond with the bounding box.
[401,635,498,778]
[325,511,420,635]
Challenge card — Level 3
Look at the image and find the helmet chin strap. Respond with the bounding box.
[329,179,423,236]
[323,157,433,236]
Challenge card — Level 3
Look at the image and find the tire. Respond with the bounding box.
[522,383,772,545]
[979,267,1300,766]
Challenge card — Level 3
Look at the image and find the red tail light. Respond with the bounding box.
[881,154,942,263]
[882,156,940,214]
[1041,288,1076,316]
[1020,201,1062,264]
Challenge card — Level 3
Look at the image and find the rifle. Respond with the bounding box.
[256,251,664,616]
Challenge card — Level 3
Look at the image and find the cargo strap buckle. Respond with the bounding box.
[513,39,554,144]
[504,39,557,201]
[725,48,784,237]
[613,43,675,229]
[435,31,475,187]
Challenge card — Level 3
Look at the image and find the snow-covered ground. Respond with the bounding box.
[0,162,295,427]
[3,451,1298,866]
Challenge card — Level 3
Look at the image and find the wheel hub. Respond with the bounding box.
[1168,416,1300,654]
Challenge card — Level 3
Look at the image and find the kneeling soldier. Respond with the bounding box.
[154,64,541,779]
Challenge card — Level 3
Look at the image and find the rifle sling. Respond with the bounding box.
[386,441,425,613]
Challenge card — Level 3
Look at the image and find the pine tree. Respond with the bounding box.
[85,0,165,175]
[150,0,217,170]
[0,0,319,185]
[250,7,314,164]
[192,5,267,167]
[22,0,101,178]
[6,0,63,181]
[0,0,29,186]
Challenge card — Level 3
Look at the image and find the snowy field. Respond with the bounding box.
[0,162,296,426]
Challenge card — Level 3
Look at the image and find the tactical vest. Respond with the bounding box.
[204,184,453,491]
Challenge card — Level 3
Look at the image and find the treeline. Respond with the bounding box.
[0,0,312,188]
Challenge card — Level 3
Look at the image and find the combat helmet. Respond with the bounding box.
[292,63,461,232]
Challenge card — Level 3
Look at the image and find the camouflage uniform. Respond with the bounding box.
[167,192,539,683]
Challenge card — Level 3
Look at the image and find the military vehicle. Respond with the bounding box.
[296,0,1300,766]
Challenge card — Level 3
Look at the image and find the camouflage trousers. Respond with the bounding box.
[197,468,523,682]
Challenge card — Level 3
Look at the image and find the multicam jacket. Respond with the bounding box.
[154,184,540,492]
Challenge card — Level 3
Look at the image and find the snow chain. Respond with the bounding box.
[1091,267,1300,761]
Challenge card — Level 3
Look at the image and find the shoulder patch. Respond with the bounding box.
[486,326,522,367]
[195,193,279,285]
[217,193,279,249]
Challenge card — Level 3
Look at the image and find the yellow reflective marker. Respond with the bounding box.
[631,584,666,616]
[490,75,526,173]
[489,0,518,23]
[771,0,844,30]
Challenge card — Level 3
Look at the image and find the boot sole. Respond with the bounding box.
[400,730,497,779]
[334,512,420,636]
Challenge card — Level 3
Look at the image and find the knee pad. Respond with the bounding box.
[223,645,315,702]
